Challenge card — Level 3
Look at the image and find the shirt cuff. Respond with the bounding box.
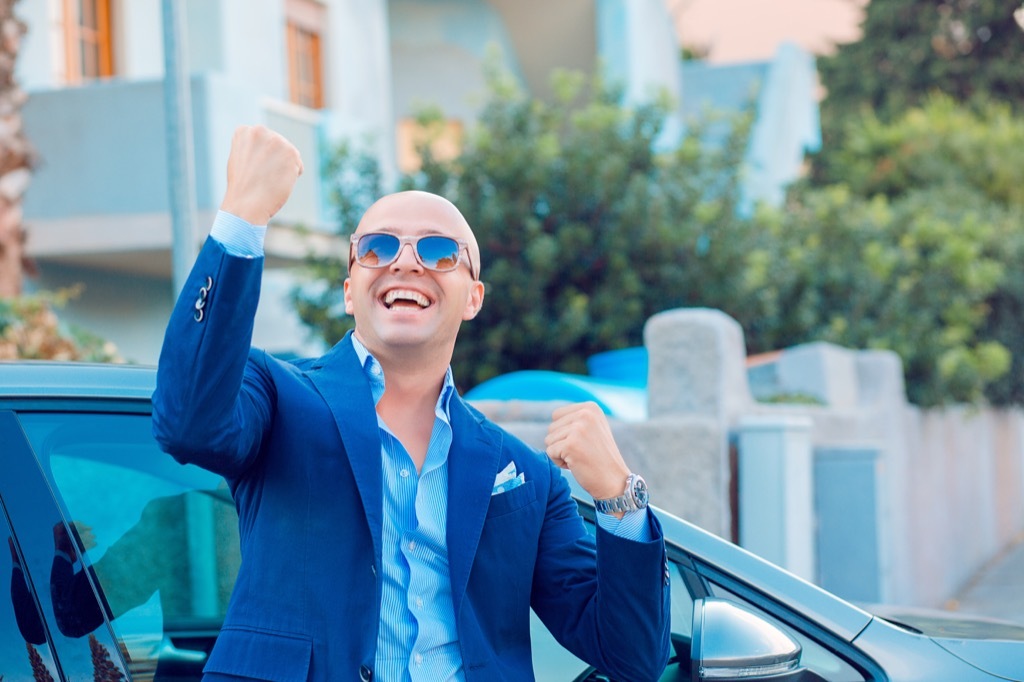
[596,508,652,542]
[209,210,267,258]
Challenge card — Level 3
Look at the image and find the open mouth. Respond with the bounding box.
[382,288,431,310]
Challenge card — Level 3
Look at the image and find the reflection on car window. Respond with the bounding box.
[20,412,241,681]
[2,513,62,681]
[707,582,865,682]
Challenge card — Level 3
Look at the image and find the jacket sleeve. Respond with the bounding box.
[151,238,274,479]
[529,462,672,682]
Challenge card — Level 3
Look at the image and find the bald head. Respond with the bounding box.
[354,191,481,280]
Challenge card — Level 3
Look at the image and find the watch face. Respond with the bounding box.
[632,477,649,507]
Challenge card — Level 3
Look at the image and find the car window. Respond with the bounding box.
[707,581,866,682]
[19,411,241,680]
[1,506,63,681]
[530,513,696,681]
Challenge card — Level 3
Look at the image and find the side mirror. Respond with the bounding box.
[691,598,805,681]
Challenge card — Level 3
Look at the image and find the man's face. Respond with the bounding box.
[343,192,484,359]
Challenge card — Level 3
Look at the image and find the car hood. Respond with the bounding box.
[867,605,1024,679]
[932,638,1024,680]
[866,604,1024,641]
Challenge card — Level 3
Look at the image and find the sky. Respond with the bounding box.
[666,0,869,63]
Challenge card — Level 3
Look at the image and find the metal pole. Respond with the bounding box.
[162,0,199,298]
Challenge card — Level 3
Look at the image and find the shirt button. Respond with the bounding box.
[414,653,423,666]
[400,469,410,478]
[416,596,423,608]
[371,365,382,376]
[408,540,417,551]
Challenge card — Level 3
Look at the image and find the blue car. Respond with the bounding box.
[2,362,1023,681]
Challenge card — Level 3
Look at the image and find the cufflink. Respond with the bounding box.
[194,276,214,322]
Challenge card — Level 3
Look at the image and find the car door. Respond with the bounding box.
[528,505,699,682]
[6,405,242,682]
[1,489,64,681]
[2,408,132,680]
[529,504,875,681]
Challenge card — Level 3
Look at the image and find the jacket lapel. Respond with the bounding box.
[305,333,384,564]
[446,396,503,616]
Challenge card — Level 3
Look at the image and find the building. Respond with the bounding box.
[18,0,681,362]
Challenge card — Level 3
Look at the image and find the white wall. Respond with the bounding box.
[322,0,395,173]
[17,0,56,88]
[388,0,517,124]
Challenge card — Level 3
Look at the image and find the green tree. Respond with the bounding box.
[294,67,757,389]
[819,0,1024,121]
[745,185,1012,406]
[291,140,383,345]
[814,0,1024,184]
[761,96,1024,405]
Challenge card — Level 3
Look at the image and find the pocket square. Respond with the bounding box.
[492,473,525,496]
[492,462,525,495]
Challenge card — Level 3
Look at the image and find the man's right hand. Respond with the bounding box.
[219,125,304,226]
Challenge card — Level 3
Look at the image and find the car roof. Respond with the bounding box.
[0,361,156,400]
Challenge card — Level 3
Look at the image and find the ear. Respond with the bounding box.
[343,278,354,315]
[462,280,485,320]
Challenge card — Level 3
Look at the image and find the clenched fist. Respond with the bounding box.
[219,125,304,225]
[545,402,632,513]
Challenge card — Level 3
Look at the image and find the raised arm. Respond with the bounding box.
[152,126,302,478]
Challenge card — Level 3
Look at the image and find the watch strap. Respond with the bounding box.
[593,473,648,514]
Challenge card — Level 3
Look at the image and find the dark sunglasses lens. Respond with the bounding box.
[356,234,400,267]
[416,236,461,271]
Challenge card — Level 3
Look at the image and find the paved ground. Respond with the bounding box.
[947,531,1024,625]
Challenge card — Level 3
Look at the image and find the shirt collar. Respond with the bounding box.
[350,334,456,418]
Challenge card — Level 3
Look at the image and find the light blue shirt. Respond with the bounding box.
[209,210,651,678]
[353,335,464,681]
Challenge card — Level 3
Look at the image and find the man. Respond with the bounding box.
[153,125,670,681]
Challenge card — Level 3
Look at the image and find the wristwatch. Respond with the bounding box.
[594,473,649,514]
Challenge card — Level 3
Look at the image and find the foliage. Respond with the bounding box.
[817,0,1024,120]
[0,288,122,362]
[813,0,1024,182]
[298,67,1024,406]
[744,185,1013,406]
[760,96,1024,405]
[296,67,759,389]
[291,140,383,345]
[813,95,1024,204]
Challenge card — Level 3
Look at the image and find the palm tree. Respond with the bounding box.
[89,634,127,682]
[0,0,33,296]
[27,642,55,682]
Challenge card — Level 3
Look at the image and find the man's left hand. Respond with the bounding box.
[545,402,632,514]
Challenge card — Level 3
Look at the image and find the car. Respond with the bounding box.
[2,361,1023,681]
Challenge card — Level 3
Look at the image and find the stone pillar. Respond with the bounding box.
[736,415,815,581]
[644,308,752,420]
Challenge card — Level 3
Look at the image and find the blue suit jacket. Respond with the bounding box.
[152,239,671,681]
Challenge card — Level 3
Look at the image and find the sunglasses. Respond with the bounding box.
[349,232,478,280]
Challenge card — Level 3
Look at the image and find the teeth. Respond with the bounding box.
[384,289,430,307]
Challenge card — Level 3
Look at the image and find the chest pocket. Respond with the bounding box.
[485,480,537,520]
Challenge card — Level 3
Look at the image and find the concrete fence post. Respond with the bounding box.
[736,414,816,582]
[645,308,751,420]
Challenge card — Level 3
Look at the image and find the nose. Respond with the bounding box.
[390,242,423,273]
